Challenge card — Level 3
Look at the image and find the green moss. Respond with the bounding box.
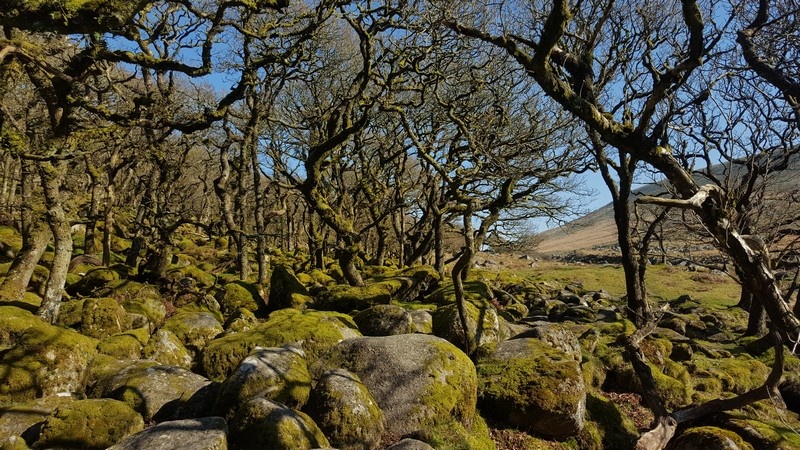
[97,327,149,359]
[672,426,754,450]
[232,398,330,450]
[268,265,313,312]
[318,280,405,312]
[427,280,493,306]
[723,413,800,449]
[81,297,132,339]
[36,398,144,449]
[477,338,585,438]
[164,265,216,289]
[0,307,98,404]
[162,311,223,352]
[0,226,22,254]
[118,291,167,328]
[432,300,499,354]
[304,368,384,449]
[687,354,770,401]
[56,299,85,328]
[308,269,336,286]
[418,340,478,426]
[201,309,360,381]
[1,435,30,450]
[67,268,119,297]
[142,329,192,368]
[479,348,582,414]
[223,307,259,333]
[649,362,692,410]
[580,393,638,450]
[412,415,496,450]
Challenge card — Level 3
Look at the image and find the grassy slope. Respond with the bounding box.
[476,262,741,309]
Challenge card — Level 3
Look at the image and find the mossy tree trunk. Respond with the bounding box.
[102,181,115,266]
[214,144,251,281]
[0,222,49,302]
[37,160,72,324]
[452,204,475,355]
[84,156,102,257]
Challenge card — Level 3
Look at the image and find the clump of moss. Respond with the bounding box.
[304,368,385,450]
[317,280,406,313]
[671,426,754,450]
[81,297,132,339]
[162,311,223,354]
[66,268,119,297]
[0,306,98,404]
[686,354,769,402]
[142,328,193,368]
[0,226,23,254]
[230,398,330,450]
[409,414,496,450]
[97,327,149,359]
[477,338,585,439]
[308,269,336,286]
[432,300,499,354]
[35,398,144,450]
[57,299,86,328]
[164,265,216,289]
[201,309,360,381]
[217,280,266,316]
[578,392,638,450]
[268,265,313,312]
[426,280,493,306]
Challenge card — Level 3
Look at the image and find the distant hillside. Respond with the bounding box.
[534,181,670,253]
[534,157,800,254]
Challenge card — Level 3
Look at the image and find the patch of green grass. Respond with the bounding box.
[481,263,740,310]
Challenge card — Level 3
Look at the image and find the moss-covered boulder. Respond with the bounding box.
[143,329,194,369]
[0,435,28,450]
[107,417,228,450]
[393,266,441,302]
[164,265,216,290]
[214,345,311,420]
[67,268,120,297]
[385,439,434,450]
[432,300,500,355]
[511,324,582,361]
[268,265,313,312]
[35,398,144,450]
[311,334,477,439]
[81,297,133,339]
[304,368,385,450]
[217,280,267,317]
[317,280,406,313]
[162,311,223,354]
[56,299,86,328]
[201,308,361,381]
[353,304,415,336]
[0,307,98,405]
[670,426,754,450]
[426,280,493,306]
[91,362,214,422]
[120,295,167,330]
[477,337,586,439]
[97,327,150,359]
[0,396,77,444]
[223,307,259,333]
[409,309,433,334]
[308,269,336,286]
[402,415,496,450]
[229,398,330,450]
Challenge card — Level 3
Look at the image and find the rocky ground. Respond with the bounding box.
[1,233,800,449]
